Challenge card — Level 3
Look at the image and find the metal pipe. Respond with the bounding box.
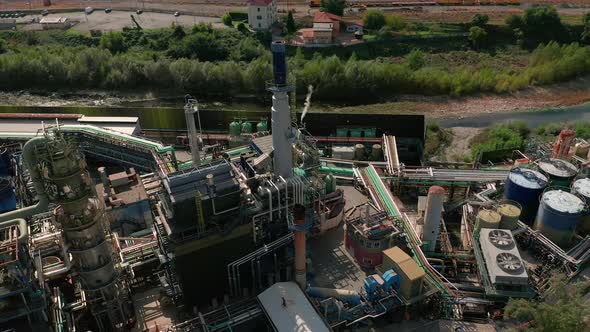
[279,176,288,217]
[44,242,72,279]
[266,187,273,222]
[270,180,281,218]
[0,137,49,222]
[0,218,28,242]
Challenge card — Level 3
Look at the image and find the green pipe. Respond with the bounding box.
[178,146,251,169]
[319,166,354,175]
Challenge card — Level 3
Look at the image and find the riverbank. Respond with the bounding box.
[4,73,589,121]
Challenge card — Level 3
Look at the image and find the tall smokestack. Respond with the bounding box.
[269,41,293,179]
[293,204,306,288]
[184,99,200,167]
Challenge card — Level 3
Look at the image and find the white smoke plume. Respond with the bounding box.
[300,85,313,124]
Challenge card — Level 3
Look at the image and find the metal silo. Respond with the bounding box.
[504,168,548,224]
[354,144,365,160]
[497,201,522,230]
[537,158,578,187]
[535,189,585,247]
[572,178,590,234]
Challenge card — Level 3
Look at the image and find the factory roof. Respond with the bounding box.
[40,17,68,24]
[96,169,148,208]
[398,259,425,281]
[78,116,139,123]
[0,114,140,136]
[251,134,274,155]
[247,0,273,6]
[314,12,341,23]
[258,282,330,332]
[382,246,412,266]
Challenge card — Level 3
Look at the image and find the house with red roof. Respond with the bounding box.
[299,11,342,44]
[247,0,277,30]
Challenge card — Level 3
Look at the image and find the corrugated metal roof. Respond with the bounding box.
[79,116,139,123]
[258,282,330,332]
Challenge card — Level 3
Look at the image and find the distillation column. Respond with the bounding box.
[269,41,293,179]
[184,99,201,167]
[36,130,129,330]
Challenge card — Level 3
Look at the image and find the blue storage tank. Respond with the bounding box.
[0,150,10,176]
[382,269,400,291]
[271,41,287,86]
[537,158,578,187]
[504,168,548,224]
[534,189,585,247]
[0,179,16,213]
[572,178,590,234]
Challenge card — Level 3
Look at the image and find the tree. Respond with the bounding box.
[469,26,487,50]
[504,275,590,332]
[99,31,126,54]
[320,0,346,16]
[0,38,6,54]
[222,13,233,27]
[404,49,424,70]
[582,13,590,43]
[471,13,489,27]
[286,11,296,34]
[523,5,564,47]
[385,15,406,31]
[171,24,186,39]
[363,10,386,30]
[505,14,524,30]
[237,22,249,33]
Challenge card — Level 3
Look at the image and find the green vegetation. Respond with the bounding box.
[471,13,489,27]
[425,122,452,158]
[228,11,248,22]
[504,275,590,332]
[320,0,346,16]
[364,10,386,31]
[469,122,530,158]
[536,122,590,140]
[286,12,296,35]
[385,15,406,31]
[582,12,590,43]
[469,26,487,50]
[222,13,233,27]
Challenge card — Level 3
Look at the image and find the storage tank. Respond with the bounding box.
[423,186,445,252]
[371,144,383,161]
[571,178,590,234]
[535,189,585,247]
[241,122,253,134]
[497,201,522,230]
[574,142,590,158]
[256,120,268,132]
[354,144,365,160]
[350,128,362,138]
[537,158,578,187]
[229,121,241,136]
[0,179,16,213]
[504,168,548,224]
[476,208,501,230]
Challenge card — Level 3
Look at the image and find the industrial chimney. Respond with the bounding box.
[184,98,201,167]
[292,204,306,288]
[423,186,445,252]
[269,40,293,179]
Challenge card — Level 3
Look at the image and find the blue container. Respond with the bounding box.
[537,158,578,187]
[504,168,548,224]
[0,151,10,176]
[271,41,287,86]
[0,179,16,213]
[572,178,590,233]
[535,189,585,247]
[382,269,400,291]
[363,276,379,295]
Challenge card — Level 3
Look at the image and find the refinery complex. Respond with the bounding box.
[1,41,590,332]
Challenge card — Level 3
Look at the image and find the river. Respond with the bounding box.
[1,101,590,130]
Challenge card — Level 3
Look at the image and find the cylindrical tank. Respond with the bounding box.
[229,121,241,136]
[371,144,383,161]
[476,208,501,230]
[535,189,585,247]
[574,142,590,158]
[504,168,548,224]
[571,178,590,234]
[256,120,268,132]
[350,129,362,138]
[497,201,522,230]
[423,186,445,252]
[324,174,336,194]
[271,41,287,85]
[241,122,253,134]
[537,158,578,187]
[354,144,365,160]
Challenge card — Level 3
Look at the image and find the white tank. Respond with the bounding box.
[423,186,445,252]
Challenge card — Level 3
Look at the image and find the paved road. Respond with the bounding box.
[21,10,224,32]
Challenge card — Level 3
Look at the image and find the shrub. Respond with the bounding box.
[222,13,233,27]
[363,10,386,30]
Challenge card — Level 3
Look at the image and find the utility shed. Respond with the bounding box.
[258,282,330,332]
[380,246,425,300]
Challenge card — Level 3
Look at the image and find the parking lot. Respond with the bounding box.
[14,10,224,32]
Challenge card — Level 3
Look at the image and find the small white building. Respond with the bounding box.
[40,17,70,30]
[247,0,276,30]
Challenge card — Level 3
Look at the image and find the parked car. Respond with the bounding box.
[85,7,94,15]
[136,10,143,15]
[105,8,112,13]
[42,10,49,16]
[174,11,180,17]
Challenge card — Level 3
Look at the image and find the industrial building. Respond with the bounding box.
[1,42,590,332]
